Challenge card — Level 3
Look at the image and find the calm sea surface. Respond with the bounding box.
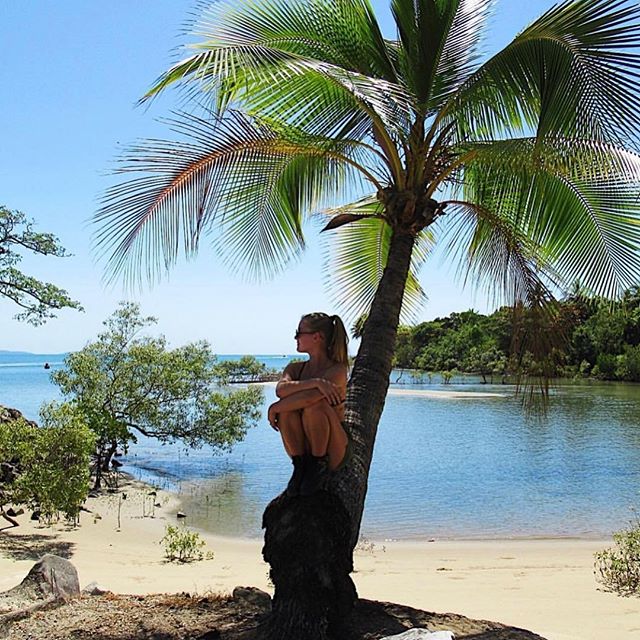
[2,351,640,540]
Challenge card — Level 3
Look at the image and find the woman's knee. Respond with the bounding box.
[302,401,332,421]
[278,410,302,431]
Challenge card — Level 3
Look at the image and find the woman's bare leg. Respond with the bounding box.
[277,410,306,457]
[326,411,348,471]
[301,402,331,456]
[301,401,348,470]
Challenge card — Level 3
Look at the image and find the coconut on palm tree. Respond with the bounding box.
[95,0,640,637]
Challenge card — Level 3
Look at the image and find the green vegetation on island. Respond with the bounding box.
[392,286,640,383]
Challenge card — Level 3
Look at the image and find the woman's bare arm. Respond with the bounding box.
[272,389,325,412]
[276,362,346,406]
[268,363,348,429]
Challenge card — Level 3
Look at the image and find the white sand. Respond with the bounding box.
[260,379,507,399]
[387,388,507,398]
[1,481,638,640]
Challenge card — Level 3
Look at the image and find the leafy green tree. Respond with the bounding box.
[48,303,263,489]
[213,355,278,383]
[0,206,82,324]
[392,325,414,367]
[93,0,640,634]
[0,406,95,525]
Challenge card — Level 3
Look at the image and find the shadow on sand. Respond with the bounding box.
[0,531,75,562]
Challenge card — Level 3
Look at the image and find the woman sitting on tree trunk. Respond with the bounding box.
[268,312,351,496]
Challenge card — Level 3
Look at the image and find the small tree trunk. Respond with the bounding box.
[101,441,118,472]
[261,492,357,640]
[92,449,103,492]
[1,509,19,528]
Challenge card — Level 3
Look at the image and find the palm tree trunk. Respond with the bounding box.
[334,228,416,546]
[261,228,415,640]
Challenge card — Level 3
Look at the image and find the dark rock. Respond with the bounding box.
[0,462,19,484]
[232,586,271,610]
[0,406,38,428]
[6,508,24,518]
[176,511,187,519]
[30,511,41,521]
[81,582,111,596]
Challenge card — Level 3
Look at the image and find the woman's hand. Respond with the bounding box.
[267,402,280,430]
[314,378,344,407]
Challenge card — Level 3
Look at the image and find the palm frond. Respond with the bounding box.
[436,201,562,401]
[430,0,495,111]
[437,201,557,309]
[450,137,640,300]
[446,0,640,146]
[195,0,399,80]
[94,111,372,285]
[319,199,434,322]
[391,0,448,109]
[143,0,412,143]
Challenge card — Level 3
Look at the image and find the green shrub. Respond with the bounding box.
[160,524,213,563]
[1,407,95,523]
[594,521,640,596]
[595,353,617,379]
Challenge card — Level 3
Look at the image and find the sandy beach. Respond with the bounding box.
[1,479,638,640]
[387,388,507,399]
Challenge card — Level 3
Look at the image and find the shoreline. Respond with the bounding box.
[256,380,507,398]
[1,478,639,639]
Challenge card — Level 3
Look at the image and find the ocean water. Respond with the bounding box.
[2,351,640,540]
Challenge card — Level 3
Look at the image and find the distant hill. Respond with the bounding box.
[0,350,34,355]
[0,350,68,357]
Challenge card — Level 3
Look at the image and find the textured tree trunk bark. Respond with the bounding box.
[334,229,416,547]
[101,441,118,472]
[260,229,415,639]
[261,493,357,640]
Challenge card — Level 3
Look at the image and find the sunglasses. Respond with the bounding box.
[294,330,316,339]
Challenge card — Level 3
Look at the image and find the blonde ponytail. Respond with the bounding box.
[328,315,349,364]
[300,312,349,364]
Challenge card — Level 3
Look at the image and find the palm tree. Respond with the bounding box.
[95,1,640,636]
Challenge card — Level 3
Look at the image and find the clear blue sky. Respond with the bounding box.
[1,0,560,355]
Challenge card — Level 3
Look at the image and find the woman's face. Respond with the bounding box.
[295,321,318,353]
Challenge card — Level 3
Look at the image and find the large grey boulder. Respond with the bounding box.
[0,555,80,626]
[6,554,80,601]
